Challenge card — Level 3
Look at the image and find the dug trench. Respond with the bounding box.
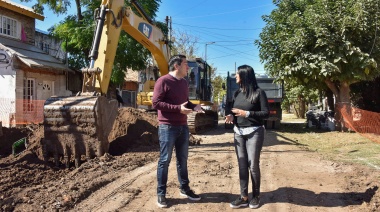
[0,107,379,211]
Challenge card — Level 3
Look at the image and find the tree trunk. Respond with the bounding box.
[292,104,300,118]
[325,88,334,111]
[75,0,83,21]
[300,98,306,119]
[325,80,351,131]
[294,95,306,119]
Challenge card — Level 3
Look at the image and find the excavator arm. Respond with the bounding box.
[83,0,170,95]
[43,0,170,168]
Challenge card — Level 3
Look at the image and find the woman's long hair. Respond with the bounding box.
[234,65,260,103]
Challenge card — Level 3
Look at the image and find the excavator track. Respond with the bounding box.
[188,110,218,134]
[43,95,118,168]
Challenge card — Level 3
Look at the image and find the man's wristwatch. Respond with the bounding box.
[245,111,250,118]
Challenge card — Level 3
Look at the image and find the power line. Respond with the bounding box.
[210,43,254,46]
[173,24,257,41]
[198,44,259,62]
[173,22,263,31]
[174,25,258,45]
[214,44,258,56]
[202,40,255,43]
[173,4,273,20]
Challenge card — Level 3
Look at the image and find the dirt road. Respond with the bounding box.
[1,109,379,211]
[72,121,378,212]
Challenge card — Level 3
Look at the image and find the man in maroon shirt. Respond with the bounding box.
[153,54,203,208]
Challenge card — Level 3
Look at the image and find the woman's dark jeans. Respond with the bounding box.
[234,126,265,198]
[157,124,190,196]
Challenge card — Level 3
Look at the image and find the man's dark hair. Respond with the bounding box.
[168,54,186,71]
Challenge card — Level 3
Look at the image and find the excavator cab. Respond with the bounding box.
[186,58,213,102]
[186,58,218,134]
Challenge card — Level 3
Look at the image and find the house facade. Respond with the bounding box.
[34,29,66,62]
[0,0,73,127]
[122,68,139,108]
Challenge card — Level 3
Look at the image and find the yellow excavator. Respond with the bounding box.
[43,0,170,168]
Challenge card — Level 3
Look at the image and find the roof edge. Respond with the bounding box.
[0,1,44,21]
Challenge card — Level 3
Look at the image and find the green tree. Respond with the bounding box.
[22,0,160,21]
[20,0,72,15]
[256,0,380,129]
[282,85,319,118]
[211,75,226,104]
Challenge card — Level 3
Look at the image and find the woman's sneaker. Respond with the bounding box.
[230,197,248,208]
[249,196,260,209]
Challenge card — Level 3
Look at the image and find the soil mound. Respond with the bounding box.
[109,108,159,155]
[0,107,161,210]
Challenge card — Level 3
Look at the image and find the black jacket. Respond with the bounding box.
[229,89,269,127]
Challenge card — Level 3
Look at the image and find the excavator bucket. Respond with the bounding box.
[43,95,118,167]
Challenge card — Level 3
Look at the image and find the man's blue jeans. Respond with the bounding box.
[157,124,190,196]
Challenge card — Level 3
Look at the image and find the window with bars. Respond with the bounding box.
[0,16,17,38]
[23,78,35,112]
[44,43,49,53]
[39,42,50,53]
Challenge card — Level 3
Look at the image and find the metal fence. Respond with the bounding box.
[0,98,44,127]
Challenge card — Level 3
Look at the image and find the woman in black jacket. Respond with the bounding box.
[225,65,269,209]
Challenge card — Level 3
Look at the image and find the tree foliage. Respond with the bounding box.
[282,84,319,118]
[256,0,380,127]
[20,0,72,15]
[211,75,226,103]
[258,0,380,86]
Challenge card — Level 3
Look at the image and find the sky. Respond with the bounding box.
[12,0,276,76]
[156,0,276,76]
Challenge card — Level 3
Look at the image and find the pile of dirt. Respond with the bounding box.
[0,108,155,210]
[108,108,160,155]
[108,108,201,155]
[0,107,203,211]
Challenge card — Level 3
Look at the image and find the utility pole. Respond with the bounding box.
[204,42,215,103]
[205,42,215,62]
